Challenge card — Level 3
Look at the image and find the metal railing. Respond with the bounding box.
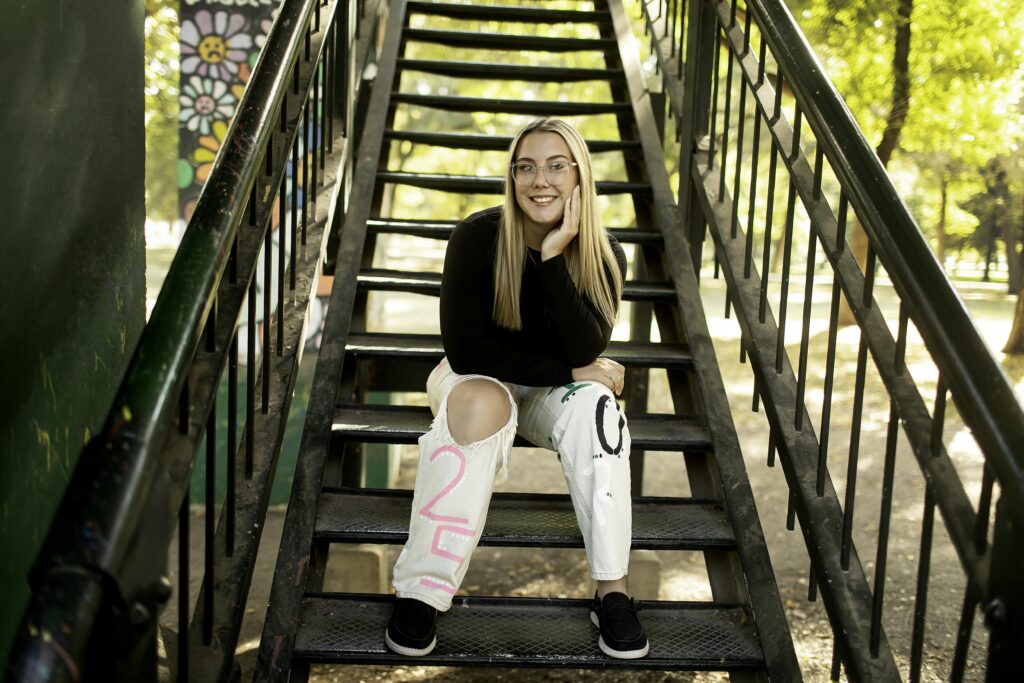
[4,1,376,680]
[636,0,1024,678]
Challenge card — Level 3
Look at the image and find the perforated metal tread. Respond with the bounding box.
[398,59,623,83]
[357,269,674,301]
[367,218,660,244]
[332,403,710,450]
[404,28,616,52]
[294,594,765,670]
[381,131,641,152]
[406,2,610,24]
[315,488,735,549]
[392,93,631,116]
[344,333,691,367]
[375,171,650,196]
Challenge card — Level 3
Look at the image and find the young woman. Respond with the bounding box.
[386,118,649,660]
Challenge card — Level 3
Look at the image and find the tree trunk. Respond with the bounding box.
[839,0,913,325]
[936,175,947,267]
[1004,290,1024,354]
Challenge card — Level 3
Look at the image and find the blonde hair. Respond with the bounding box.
[493,119,623,330]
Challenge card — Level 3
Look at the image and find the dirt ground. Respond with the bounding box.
[165,275,1016,682]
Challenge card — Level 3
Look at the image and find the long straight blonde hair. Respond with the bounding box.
[493,119,623,330]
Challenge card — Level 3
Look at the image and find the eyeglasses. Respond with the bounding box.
[509,160,579,185]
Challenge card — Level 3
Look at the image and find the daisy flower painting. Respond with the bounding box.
[181,10,253,82]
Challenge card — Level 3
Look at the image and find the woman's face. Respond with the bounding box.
[512,131,579,233]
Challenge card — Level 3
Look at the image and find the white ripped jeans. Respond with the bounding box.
[391,358,633,612]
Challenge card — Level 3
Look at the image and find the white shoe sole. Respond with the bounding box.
[590,610,650,659]
[384,628,437,657]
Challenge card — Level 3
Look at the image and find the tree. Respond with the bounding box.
[144,0,180,224]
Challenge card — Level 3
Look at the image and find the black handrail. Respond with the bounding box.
[5,0,331,680]
[748,0,1024,533]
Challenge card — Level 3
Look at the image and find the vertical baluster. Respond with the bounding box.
[204,395,216,646]
[759,145,778,322]
[808,563,818,601]
[280,94,288,134]
[227,329,237,557]
[313,61,321,214]
[246,285,256,478]
[818,276,841,495]
[742,0,751,55]
[791,107,802,159]
[756,35,767,88]
[278,178,286,355]
[291,132,299,291]
[795,232,817,431]
[870,304,908,655]
[744,107,762,277]
[302,104,310,244]
[730,59,748,239]
[718,49,735,201]
[319,61,327,173]
[775,179,797,373]
[831,638,843,680]
[836,192,849,253]
[767,426,775,466]
[863,246,877,308]
[707,22,721,172]
[262,211,272,413]
[730,0,737,25]
[975,460,993,553]
[841,335,869,569]
[752,380,760,413]
[338,1,349,138]
[326,29,334,154]
[178,486,189,682]
[786,491,796,531]
[949,580,977,682]
[771,73,784,123]
[909,487,935,682]
[813,147,824,200]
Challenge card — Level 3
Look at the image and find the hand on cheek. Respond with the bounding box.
[540,185,581,261]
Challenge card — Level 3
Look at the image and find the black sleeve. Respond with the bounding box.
[534,238,627,367]
[440,222,574,386]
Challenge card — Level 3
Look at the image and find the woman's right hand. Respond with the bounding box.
[572,357,625,396]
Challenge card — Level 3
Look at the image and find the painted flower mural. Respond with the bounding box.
[181,9,253,81]
[180,75,237,135]
[191,119,230,185]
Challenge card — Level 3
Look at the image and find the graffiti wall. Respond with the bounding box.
[178,0,280,222]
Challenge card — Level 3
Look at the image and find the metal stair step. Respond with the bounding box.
[345,332,691,368]
[376,171,651,195]
[407,1,610,25]
[333,402,707,449]
[356,269,676,302]
[368,218,662,245]
[392,93,631,116]
[315,488,733,549]
[398,59,623,83]
[384,130,641,152]
[294,594,765,670]
[404,28,616,52]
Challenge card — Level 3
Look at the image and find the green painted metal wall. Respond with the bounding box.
[0,0,146,669]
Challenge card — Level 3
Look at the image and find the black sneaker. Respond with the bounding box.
[385,597,437,656]
[589,591,650,659]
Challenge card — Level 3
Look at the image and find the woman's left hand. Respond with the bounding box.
[540,185,580,261]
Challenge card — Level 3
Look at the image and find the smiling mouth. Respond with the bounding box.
[530,195,558,206]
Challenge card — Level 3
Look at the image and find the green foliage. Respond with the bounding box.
[790,0,1024,257]
[144,0,180,223]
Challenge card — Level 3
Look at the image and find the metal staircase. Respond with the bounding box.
[255,0,798,678]
[10,1,1024,681]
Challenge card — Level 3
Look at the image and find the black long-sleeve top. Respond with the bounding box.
[440,206,627,387]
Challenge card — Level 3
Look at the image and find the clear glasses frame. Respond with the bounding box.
[509,160,579,185]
